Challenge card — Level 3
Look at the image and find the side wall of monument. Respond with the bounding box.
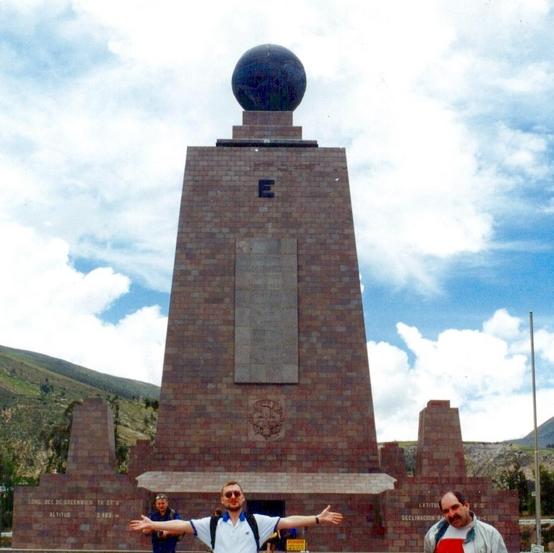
[127,112,386,552]
[137,113,380,475]
[13,398,147,550]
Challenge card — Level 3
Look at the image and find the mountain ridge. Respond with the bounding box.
[507,416,554,449]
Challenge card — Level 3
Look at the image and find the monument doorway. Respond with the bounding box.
[247,499,285,518]
[247,500,286,550]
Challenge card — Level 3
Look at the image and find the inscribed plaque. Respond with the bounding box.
[234,238,298,383]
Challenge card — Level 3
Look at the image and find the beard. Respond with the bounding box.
[226,503,242,512]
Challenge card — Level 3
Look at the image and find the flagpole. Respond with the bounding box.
[530,311,541,547]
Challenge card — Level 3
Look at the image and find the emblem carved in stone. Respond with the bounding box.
[249,398,284,441]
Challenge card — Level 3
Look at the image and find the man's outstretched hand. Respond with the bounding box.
[317,505,343,525]
[129,515,153,532]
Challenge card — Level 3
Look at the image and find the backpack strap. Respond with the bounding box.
[210,514,221,550]
[245,513,260,551]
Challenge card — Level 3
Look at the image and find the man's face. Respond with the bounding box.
[221,484,245,512]
[440,493,472,528]
[155,498,169,515]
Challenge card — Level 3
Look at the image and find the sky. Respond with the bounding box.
[1,0,554,443]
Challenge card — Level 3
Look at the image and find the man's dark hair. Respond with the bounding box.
[439,490,466,510]
[220,480,244,495]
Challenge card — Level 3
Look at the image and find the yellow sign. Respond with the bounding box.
[286,538,307,551]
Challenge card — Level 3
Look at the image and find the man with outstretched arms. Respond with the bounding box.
[424,491,508,553]
[130,480,343,553]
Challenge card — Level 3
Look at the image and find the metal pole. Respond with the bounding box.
[530,311,542,546]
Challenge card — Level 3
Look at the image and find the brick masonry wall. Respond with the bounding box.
[132,113,380,475]
[232,111,302,139]
[66,398,117,476]
[380,442,407,481]
[13,474,147,550]
[415,400,466,479]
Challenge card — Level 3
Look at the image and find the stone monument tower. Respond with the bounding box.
[129,44,394,551]
[12,44,520,553]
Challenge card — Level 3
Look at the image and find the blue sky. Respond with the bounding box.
[1,0,554,442]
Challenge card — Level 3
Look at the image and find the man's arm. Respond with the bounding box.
[129,515,194,536]
[423,526,435,553]
[490,528,508,553]
[276,505,342,530]
[141,513,155,535]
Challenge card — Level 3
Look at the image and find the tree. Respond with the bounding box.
[539,465,554,515]
[0,449,16,533]
[528,465,554,516]
[39,377,53,397]
[107,395,128,473]
[0,448,36,531]
[144,397,159,410]
[45,401,79,473]
[494,460,530,514]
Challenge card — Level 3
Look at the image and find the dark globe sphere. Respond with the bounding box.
[231,44,307,111]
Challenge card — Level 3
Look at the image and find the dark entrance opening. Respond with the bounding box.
[246,500,286,550]
[247,499,285,517]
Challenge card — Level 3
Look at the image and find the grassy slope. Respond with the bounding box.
[0,345,159,400]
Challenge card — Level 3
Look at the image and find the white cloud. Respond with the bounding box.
[351,111,486,286]
[534,328,554,367]
[0,61,186,290]
[482,308,523,341]
[1,1,553,420]
[0,222,166,384]
[492,123,550,179]
[369,340,421,441]
[1,0,552,298]
[370,309,552,442]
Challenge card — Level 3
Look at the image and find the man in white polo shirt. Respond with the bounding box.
[424,491,508,553]
[130,480,343,553]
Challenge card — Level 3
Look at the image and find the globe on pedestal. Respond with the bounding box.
[231,44,307,111]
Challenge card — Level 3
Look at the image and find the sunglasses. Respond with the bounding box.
[224,490,242,498]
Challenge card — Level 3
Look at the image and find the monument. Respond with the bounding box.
[128,43,394,551]
[12,44,520,552]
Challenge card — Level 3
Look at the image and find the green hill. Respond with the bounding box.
[0,344,160,479]
[0,344,159,400]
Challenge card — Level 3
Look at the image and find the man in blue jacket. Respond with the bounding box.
[143,494,182,553]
